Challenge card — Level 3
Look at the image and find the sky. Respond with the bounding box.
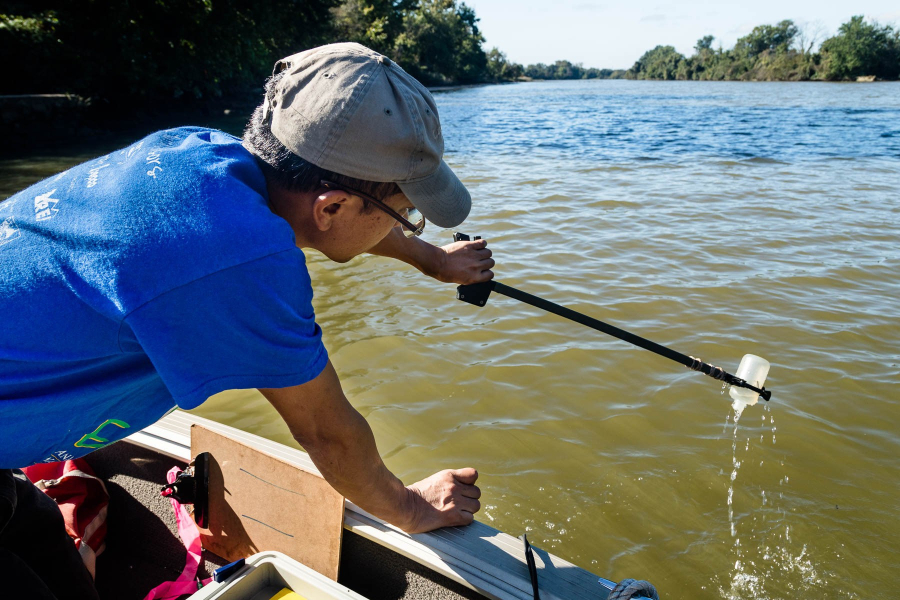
[464,0,900,69]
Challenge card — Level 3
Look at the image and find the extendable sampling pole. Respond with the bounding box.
[453,233,771,401]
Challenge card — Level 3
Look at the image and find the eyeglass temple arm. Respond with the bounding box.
[321,179,420,234]
[452,233,771,400]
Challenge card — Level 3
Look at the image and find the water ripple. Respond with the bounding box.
[5,79,897,600]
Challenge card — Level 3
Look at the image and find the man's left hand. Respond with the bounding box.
[432,238,494,285]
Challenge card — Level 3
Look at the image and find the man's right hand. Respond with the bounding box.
[401,468,481,533]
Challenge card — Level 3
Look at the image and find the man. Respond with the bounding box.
[0,42,493,597]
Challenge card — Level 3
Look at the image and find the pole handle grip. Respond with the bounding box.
[453,232,481,242]
[454,233,494,306]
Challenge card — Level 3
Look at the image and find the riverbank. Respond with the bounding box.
[1,82,515,154]
[0,93,258,157]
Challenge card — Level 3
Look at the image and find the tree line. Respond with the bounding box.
[627,16,900,81]
[0,0,598,106]
[491,55,626,81]
[0,0,509,104]
[2,3,897,110]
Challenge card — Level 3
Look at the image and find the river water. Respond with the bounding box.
[3,80,899,598]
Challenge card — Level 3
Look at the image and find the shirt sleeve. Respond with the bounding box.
[121,248,328,409]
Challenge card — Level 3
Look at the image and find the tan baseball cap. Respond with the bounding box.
[264,42,471,228]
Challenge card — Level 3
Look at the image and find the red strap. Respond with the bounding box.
[142,467,213,600]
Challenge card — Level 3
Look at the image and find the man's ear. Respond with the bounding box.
[311,189,352,232]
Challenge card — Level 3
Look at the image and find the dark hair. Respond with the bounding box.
[243,72,401,205]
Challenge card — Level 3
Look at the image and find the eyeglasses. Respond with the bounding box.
[320,180,425,238]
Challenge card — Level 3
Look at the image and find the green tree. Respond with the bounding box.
[819,16,900,80]
[552,60,576,79]
[393,0,487,84]
[331,0,415,56]
[0,0,340,101]
[523,63,548,78]
[734,20,799,58]
[695,35,715,53]
[628,45,685,80]
[684,36,717,80]
[485,47,522,81]
[0,11,62,94]
[627,20,844,81]
[521,61,618,80]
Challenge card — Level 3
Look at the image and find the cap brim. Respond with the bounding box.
[398,160,471,229]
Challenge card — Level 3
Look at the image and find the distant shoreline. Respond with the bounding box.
[3,76,896,155]
[435,78,897,88]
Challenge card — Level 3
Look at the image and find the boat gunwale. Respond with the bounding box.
[126,411,609,600]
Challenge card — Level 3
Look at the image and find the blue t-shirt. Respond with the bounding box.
[0,127,328,468]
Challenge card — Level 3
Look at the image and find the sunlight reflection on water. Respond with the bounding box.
[3,80,898,600]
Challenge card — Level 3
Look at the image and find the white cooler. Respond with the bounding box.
[188,551,368,600]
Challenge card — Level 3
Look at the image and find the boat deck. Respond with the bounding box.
[89,441,480,599]
[86,411,608,599]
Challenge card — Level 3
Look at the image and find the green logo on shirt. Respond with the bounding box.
[74,418,131,449]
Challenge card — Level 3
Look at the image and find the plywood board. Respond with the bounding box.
[191,424,344,580]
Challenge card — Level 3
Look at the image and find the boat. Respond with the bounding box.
[81,410,657,599]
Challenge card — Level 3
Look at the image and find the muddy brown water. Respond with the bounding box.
[3,80,899,599]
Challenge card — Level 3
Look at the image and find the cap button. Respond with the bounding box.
[377,55,392,67]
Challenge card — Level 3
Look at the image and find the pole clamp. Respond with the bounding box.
[160,452,210,528]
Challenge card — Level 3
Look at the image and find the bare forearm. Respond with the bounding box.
[260,362,480,533]
[301,409,413,527]
[260,365,415,529]
[368,227,443,277]
[369,228,495,285]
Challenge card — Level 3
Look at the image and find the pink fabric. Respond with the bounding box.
[142,467,212,600]
[22,458,110,579]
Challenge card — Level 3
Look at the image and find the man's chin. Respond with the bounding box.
[321,242,377,263]
[323,251,354,264]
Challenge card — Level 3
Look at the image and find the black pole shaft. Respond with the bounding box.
[450,235,769,400]
[494,282,693,367]
[490,281,770,399]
